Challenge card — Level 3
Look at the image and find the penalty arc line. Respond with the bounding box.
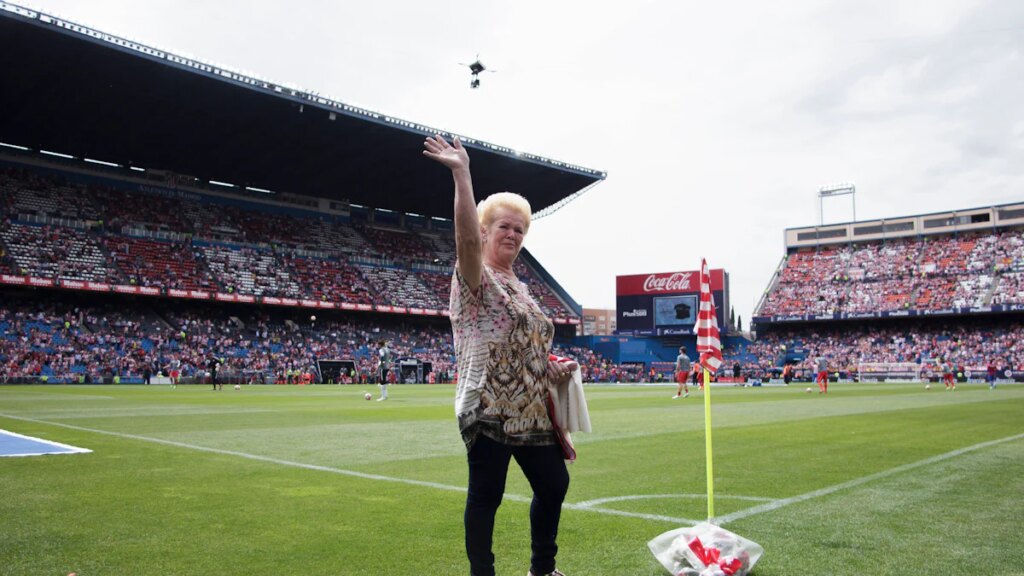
[715,430,1024,525]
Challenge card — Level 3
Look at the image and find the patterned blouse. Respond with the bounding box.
[450,264,556,450]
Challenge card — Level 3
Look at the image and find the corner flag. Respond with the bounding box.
[648,259,764,575]
[696,258,723,373]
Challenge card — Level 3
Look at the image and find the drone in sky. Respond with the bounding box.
[460,55,495,89]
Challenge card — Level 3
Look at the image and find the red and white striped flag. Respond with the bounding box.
[696,258,723,373]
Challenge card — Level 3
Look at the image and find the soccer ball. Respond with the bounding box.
[234,384,241,390]
[805,387,812,393]
[364,392,372,401]
[925,384,931,390]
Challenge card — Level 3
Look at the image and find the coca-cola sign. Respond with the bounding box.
[643,272,694,292]
[617,269,724,296]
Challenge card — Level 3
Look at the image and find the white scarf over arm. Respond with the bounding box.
[551,364,591,434]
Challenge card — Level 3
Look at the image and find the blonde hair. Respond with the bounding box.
[477,192,532,233]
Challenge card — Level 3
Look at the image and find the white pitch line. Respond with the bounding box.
[715,431,1024,524]
[0,413,470,494]
[565,494,777,526]
[6,412,1018,528]
[0,413,692,522]
[562,502,699,525]
[575,494,777,508]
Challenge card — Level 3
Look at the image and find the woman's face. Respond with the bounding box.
[482,207,527,266]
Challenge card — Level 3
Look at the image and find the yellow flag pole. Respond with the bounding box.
[703,366,714,521]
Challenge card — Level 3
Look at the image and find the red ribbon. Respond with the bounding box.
[687,537,742,575]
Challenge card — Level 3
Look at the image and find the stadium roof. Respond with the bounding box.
[0,3,605,220]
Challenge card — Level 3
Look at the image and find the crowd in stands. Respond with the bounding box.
[758,229,1024,317]
[0,165,617,386]
[103,236,212,291]
[723,318,1024,380]
[280,254,374,305]
[0,294,456,384]
[6,165,1024,387]
[0,167,579,320]
[4,292,1023,385]
[992,272,1024,305]
[355,265,446,310]
[551,344,645,383]
[0,293,636,385]
[1,223,118,283]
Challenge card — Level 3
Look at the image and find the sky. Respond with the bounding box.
[13,0,1024,327]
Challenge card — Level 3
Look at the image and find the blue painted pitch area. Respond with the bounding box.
[0,430,92,457]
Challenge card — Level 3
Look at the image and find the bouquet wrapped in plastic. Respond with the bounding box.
[648,522,763,576]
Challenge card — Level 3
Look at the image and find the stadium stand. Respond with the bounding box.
[280,254,375,305]
[0,160,621,383]
[5,162,1024,385]
[747,205,1024,383]
[0,223,118,283]
[757,226,1024,318]
[0,166,578,315]
[5,164,1024,384]
[102,236,213,292]
[0,289,643,385]
[725,318,1024,382]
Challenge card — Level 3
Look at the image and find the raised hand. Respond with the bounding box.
[423,134,470,172]
[425,133,480,289]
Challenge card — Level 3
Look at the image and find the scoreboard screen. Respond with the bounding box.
[616,269,728,336]
[653,295,698,326]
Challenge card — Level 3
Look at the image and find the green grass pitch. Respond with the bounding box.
[1,382,1022,575]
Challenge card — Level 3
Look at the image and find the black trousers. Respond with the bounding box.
[465,434,569,576]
